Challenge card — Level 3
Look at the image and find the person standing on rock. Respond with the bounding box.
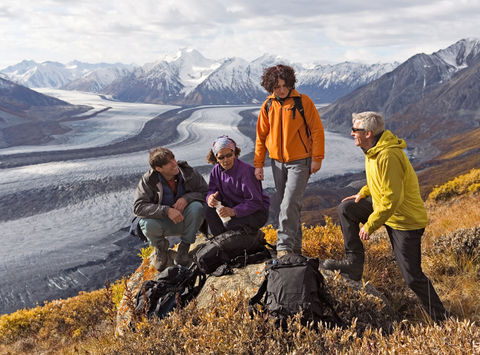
[133,147,208,271]
[205,135,270,236]
[254,64,325,257]
[322,111,449,322]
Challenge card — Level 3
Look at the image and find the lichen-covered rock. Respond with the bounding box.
[195,263,265,309]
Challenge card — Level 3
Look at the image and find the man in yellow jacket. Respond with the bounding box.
[254,64,325,257]
[323,111,448,322]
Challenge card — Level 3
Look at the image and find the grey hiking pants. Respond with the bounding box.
[138,201,204,247]
[271,157,311,253]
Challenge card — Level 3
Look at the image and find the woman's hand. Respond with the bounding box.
[217,206,236,217]
[207,191,220,208]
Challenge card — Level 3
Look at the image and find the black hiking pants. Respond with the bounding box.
[338,198,448,322]
[204,205,267,237]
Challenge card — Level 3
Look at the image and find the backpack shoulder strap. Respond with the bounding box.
[293,95,311,138]
[264,98,273,116]
[315,270,344,327]
[248,276,268,318]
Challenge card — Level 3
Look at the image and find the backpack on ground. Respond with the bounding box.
[248,254,343,329]
[134,264,206,320]
[194,229,272,276]
[264,95,311,138]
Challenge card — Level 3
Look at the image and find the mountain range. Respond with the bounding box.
[1,50,397,105]
[1,60,135,93]
[1,38,479,164]
[320,38,480,162]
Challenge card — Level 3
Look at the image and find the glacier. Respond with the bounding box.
[0,90,364,314]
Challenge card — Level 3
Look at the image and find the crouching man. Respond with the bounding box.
[322,111,449,322]
[134,147,208,271]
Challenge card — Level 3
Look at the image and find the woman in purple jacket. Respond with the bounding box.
[205,135,270,236]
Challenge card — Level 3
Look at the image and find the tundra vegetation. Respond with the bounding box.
[1,169,479,354]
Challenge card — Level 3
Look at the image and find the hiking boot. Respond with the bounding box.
[322,255,364,281]
[175,241,192,267]
[151,238,169,272]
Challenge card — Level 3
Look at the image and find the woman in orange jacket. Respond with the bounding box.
[254,64,325,256]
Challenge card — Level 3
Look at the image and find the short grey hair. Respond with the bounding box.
[352,111,385,136]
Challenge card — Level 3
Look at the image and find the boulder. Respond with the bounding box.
[195,263,265,309]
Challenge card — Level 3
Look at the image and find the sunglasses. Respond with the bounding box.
[217,152,234,160]
[351,126,366,132]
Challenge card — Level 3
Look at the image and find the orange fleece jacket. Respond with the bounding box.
[254,89,325,167]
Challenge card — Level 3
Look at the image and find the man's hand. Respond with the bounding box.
[310,160,322,174]
[217,206,236,218]
[207,191,220,208]
[341,194,363,203]
[254,167,264,181]
[172,197,188,213]
[167,207,184,224]
[359,226,370,240]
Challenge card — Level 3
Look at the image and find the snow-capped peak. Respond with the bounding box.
[433,38,480,70]
[169,49,222,95]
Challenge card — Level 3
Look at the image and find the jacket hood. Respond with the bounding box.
[366,130,406,158]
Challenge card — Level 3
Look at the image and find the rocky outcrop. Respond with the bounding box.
[115,239,393,336]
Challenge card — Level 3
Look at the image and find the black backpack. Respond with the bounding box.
[248,254,343,329]
[194,229,272,276]
[264,95,311,138]
[135,264,206,319]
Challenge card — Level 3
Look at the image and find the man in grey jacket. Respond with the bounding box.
[134,147,208,271]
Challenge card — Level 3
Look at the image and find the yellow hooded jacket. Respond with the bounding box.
[358,130,428,234]
[254,89,325,167]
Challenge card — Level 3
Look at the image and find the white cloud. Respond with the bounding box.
[1,0,480,68]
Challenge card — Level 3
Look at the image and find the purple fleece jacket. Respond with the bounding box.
[206,158,270,218]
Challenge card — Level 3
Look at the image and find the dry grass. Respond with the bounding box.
[2,291,478,355]
[1,172,480,354]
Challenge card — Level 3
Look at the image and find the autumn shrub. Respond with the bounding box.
[0,280,123,350]
[262,217,344,259]
[428,168,480,202]
[422,226,480,320]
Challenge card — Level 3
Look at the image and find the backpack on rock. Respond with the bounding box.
[248,254,343,329]
[194,229,272,276]
[134,264,206,320]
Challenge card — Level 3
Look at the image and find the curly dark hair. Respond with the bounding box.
[261,64,296,93]
[206,147,241,165]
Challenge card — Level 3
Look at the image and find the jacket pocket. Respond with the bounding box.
[297,130,309,154]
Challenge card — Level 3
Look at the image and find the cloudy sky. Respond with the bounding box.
[1,0,479,68]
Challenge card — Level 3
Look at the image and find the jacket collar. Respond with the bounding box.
[267,88,301,100]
